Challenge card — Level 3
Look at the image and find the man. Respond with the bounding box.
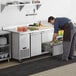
[48,16,75,62]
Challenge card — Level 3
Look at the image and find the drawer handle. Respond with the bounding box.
[23,47,27,49]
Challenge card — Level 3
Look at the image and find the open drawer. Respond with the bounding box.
[52,43,63,56]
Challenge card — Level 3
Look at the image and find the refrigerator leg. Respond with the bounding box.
[8,58,10,62]
[18,60,23,63]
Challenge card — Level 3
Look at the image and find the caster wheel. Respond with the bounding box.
[19,60,24,63]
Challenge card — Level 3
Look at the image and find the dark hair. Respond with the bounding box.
[48,16,55,22]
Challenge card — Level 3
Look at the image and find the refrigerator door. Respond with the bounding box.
[19,34,30,50]
[19,33,30,59]
[42,29,54,43]
[31,32,41,56]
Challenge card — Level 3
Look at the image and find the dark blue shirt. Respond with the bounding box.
[54,17,71,33]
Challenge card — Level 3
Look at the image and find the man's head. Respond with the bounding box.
[48,16,55,24]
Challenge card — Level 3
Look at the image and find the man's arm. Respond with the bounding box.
[51,19,59,45]
[50,33,57,45]
[52,33,58,42]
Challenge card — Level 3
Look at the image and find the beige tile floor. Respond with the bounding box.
[30,63,76,76]
[0,61,19,69]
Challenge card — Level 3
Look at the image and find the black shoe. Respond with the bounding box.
[68,57,74,60]
[62,59,68,62]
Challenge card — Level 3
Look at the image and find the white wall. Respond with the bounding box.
[69,0,76,22]
[0,5,37,26]
[0,0,38,27]
[0,0,76,28]
[37,0,71,20]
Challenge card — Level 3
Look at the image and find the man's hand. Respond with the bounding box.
[50,41,54,46]
[50,33,57,46]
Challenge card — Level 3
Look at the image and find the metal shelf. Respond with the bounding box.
[6,3,41,6]
[0,3,41,12]
[0,44,10,48]
[0,4,24,12]
[0,57,9,62]
[0,31,10,35]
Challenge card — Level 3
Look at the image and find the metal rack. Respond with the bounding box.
[0,31,11,62]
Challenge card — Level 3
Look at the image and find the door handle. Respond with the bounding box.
[23,47,27,49]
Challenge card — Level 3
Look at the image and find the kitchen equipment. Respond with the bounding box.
[0,31,11,62]
[0,52,5,58]
[42,41,63,56]
[0,37,7,45]
[31,32,41,56]
[4,53,8,58]
[41,29,54,43]
[0,52,8,59]
[12,32,30,62]
[42,42,51,53]
[52,43,63,56]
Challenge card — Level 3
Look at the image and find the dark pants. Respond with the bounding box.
[62,23,75,59]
